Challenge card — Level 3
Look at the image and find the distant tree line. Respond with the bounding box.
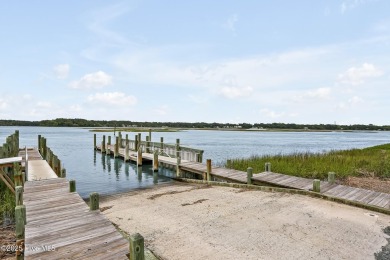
[0,118,389,131]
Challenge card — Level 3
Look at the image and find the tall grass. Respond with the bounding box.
[0,181,15,221]
[227,143,390,180]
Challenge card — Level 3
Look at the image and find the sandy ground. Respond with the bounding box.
[101,183,390,260]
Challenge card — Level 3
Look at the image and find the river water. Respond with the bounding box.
[1,126,389,197]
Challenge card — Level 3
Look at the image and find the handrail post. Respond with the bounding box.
[206,159,211,181]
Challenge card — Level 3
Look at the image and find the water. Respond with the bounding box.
[1,126,390,197]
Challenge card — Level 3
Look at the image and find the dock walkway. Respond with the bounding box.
[97,145,390,210]
[18,148,129,259]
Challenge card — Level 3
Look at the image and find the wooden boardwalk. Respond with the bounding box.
[97,145,390,210]
[24,178,128,259]
[17,148,129,259]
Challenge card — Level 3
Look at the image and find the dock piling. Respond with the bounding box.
[313,179,320,192]
[94,134,96,150]
[69,180,76,192]
[328,172,335,184]
[89,192,99,210]
[129,233,145,260]
[265,162,271,172]
[15,186,23,206]
[247,167,253,185]
[153,150,159,172]
[137,149,142,166]
[206,159,212,181]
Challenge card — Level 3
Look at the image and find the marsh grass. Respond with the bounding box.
[0,181,15,221]
[228,143,390,180]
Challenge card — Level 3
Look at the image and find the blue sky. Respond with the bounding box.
[1,0,389,124]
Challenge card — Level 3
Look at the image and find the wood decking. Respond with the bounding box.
[23,178,128,259]
[97,145,390,210]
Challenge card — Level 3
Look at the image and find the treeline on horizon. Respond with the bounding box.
[0,118,389,131]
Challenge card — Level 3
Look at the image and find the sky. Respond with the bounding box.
[0,0,390,125]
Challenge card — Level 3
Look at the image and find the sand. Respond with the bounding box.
[100,182,390,260]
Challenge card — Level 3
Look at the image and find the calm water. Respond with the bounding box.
[1,126,390,197]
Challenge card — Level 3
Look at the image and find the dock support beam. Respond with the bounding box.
[129,233,145,260]
[206,159,211,181]
[247,167,253,185]
[102,135,106,153]
[114,137,119,158]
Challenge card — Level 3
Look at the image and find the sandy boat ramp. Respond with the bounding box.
[100,182,390,260]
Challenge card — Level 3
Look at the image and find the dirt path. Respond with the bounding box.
[101,183,390,260]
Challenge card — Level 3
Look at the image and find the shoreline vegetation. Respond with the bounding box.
[1,118,390,131]
[227,143,390,193]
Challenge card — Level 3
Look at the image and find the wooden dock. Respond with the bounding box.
[97,141,390,211]
[23,178,128,259]
[17,146,129,259]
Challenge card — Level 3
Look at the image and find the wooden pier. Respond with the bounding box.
[19,147,129,259]
[96,133,390,212]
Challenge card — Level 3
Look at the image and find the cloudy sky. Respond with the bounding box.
[1,1,389,124]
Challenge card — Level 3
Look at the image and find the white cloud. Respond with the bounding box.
[224,14,239,32]
[336,96,364,110]
[338,63,383,85]
[69,71,112,89]
[292,87,331,102]
[260,108,285,119]
[53,64,70,79]
[87,92,137,106]
[340,0,373,14]
[218,86,253,99]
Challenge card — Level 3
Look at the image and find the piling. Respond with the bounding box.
[61,168,66,178]
[15,186,23,206]
[206,159,212,181]
[153,150,159,172]
[313,179,320,192]
[328,172,335,184]
[129,233,145,260]
[38,135,41,152]
[134,134,139,151]
[125,143,129,161]
[176,156,181,177]
[265,162,271,172]
[137,149,142,166]
[94,134,96,150]
[108,136,111,146]
[114,137,119,158]
[89,192,99,210]
[15,205,25,260]
[146,136,150,153]
[102,135,106,153]
[247,167,253,185]
[69,180,76,192]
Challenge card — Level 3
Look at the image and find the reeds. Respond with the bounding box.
[227,144,390,180]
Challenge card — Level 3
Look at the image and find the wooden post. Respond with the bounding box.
[57,158,62,177]
[61,168,66,178]
[108,136,111,145]
[313,179,320,192]
[176,156,181,177]
[137,149,142,166]
[227,159,232,168]
[265,162,271,172]
[129,233,145,260]
[38,134,41,152]
[134,134,138,151]
[247,167,253,185]
[148,128,152,142]
[160,137,164,152]
[146,136,150,153]
[125,143,129,161]
[153,150,159,172]
[176,139,180,159]
[42,138,47,159]
[137,133,141,151]
[114,137,119,158]
[89,192,99,210]
[206,159,211,181]
[15,205,25,260]
[14,162,23,187]
[102,135,106,153]
[94,134,97,150]
[69,180,76,192]
[126,134,129,147]
[15,186,23,206]
[328,172,335,184]
[118,132,122,148]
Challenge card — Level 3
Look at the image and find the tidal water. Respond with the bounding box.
[1,126,390,197]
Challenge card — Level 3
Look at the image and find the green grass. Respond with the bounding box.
[227,143,390,180]
[0,181,15,221]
